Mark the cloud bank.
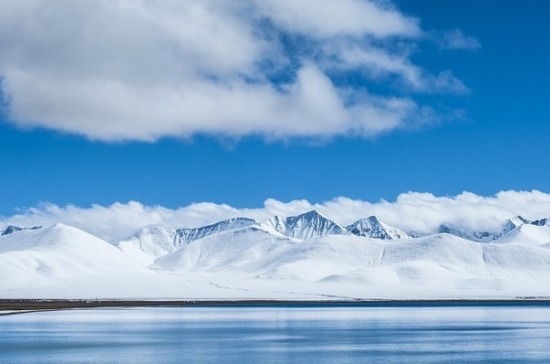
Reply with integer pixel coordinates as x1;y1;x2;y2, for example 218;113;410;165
2;191;549;242
0;0;474;141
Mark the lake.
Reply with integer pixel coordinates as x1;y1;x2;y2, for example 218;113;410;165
1;303;549;363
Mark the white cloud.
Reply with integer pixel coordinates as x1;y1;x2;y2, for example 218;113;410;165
440;29;481;51
332;46;469;94
0;0;473;141
2;191;550;242
2;201;244;243
253;0;420;38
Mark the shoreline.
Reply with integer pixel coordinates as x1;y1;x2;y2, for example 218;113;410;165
2;297;550;313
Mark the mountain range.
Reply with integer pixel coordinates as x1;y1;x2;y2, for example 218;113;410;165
1;210;550;300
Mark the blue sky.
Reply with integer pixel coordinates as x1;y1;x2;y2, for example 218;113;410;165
0;0;549;216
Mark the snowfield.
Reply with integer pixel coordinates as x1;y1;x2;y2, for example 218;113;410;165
1;210;549;300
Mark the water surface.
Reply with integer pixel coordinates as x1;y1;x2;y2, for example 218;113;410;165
1;303;549;363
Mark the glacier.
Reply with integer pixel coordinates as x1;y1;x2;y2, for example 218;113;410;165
1;211;550;300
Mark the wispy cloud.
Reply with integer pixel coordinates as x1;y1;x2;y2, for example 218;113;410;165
439;29;481;51
0;0;473;141
2;191;549;242
332;46;469;94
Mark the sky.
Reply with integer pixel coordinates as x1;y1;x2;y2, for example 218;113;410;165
1;0;549;223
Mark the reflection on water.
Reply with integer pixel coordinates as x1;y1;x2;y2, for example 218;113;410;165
1;304;550;363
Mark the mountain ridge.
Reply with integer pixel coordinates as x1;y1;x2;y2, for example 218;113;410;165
2;214;550;299
264;210;347;240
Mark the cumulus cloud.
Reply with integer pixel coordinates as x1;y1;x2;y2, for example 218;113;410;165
2;191;550;242
0;0;472;141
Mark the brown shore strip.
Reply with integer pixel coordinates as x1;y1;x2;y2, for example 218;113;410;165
1;298;550;312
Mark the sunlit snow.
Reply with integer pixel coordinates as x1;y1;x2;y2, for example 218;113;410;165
1;211;549;300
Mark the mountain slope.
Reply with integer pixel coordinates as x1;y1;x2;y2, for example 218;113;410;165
437;224;502;242
494;223;550;246
502;216;530;235
116;225;183;266
154;230;550;295
0;224;136;279
153;224;296;272
176;217;257;244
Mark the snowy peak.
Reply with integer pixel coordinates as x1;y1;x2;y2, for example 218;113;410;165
437;224;501;243
1;223;120;253
133;225;176;238
130;225;181;249
264;215;286;234
265;210;346;240
117;218;261;266
116;225;183;266
176;217;258;244
1;225;41;236
1;225;23;236
502;216;530;235
437;216;531;243
531;218;550;227
346;216;409;240
0;223;136;278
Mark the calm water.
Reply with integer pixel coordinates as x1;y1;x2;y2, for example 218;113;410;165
1;303;550;363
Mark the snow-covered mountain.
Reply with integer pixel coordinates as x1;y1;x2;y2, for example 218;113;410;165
530;218;550;227
117;218;260;265
176;217;257;244
346;216;409;240
437;224;501;242
264;210;347;240
502;216;530;235
437;216;532;242
495;222;550;246
2;211;550;300
153;224;295;272
0;223;136;281
116;225;182;266
1;225;41;236
152;227;550;297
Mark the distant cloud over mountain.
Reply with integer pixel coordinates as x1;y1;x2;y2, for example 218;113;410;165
1;190;549;242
